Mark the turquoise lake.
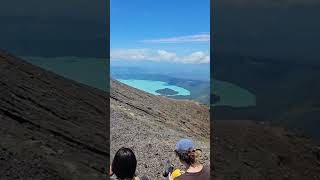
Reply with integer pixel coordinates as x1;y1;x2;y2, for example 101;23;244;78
23;56;255;107
118;79;191;96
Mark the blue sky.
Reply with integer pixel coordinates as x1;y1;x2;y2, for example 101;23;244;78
110;0;210;64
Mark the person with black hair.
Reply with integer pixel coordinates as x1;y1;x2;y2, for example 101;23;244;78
110;147;149;180
169;139;210;180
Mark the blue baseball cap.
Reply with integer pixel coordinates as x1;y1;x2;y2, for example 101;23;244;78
175;139;195;153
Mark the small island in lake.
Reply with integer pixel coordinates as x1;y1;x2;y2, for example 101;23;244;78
156;88;179;96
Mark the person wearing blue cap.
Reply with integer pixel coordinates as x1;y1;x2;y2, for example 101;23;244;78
169;139;210;180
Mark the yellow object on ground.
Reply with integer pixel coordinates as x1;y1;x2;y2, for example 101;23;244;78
171;169;183;179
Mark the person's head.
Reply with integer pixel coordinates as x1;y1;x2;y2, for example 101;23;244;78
174;139;202;166
112;147;137;179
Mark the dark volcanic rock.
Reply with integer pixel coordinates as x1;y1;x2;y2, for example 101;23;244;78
155;88;179;96
212;120;320;180
0;51;108;180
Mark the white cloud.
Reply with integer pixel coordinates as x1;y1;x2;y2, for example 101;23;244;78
157;50;178;61
110;49;150;60
111;48;210;64
183;51;210;64
140;33;210;43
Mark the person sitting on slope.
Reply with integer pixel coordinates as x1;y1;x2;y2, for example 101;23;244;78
110;147;149;180
169;139;210;180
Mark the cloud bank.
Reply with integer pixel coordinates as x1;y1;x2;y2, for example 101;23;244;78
111;48;210;64
140;33;210;43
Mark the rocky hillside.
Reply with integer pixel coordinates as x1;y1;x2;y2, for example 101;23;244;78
0;51;108;180
212;120;320;180
110;80;210;179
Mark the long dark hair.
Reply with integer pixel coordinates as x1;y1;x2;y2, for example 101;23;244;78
112;147;137;179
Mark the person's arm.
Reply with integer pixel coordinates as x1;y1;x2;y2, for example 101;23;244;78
168;172;174;180
163;174;179;180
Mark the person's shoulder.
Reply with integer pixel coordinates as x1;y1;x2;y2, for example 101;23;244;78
174;174;186;180
175;165;210;180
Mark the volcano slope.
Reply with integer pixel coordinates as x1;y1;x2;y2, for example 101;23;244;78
212;120;320;180
110;80;210;179
0;51;108;180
